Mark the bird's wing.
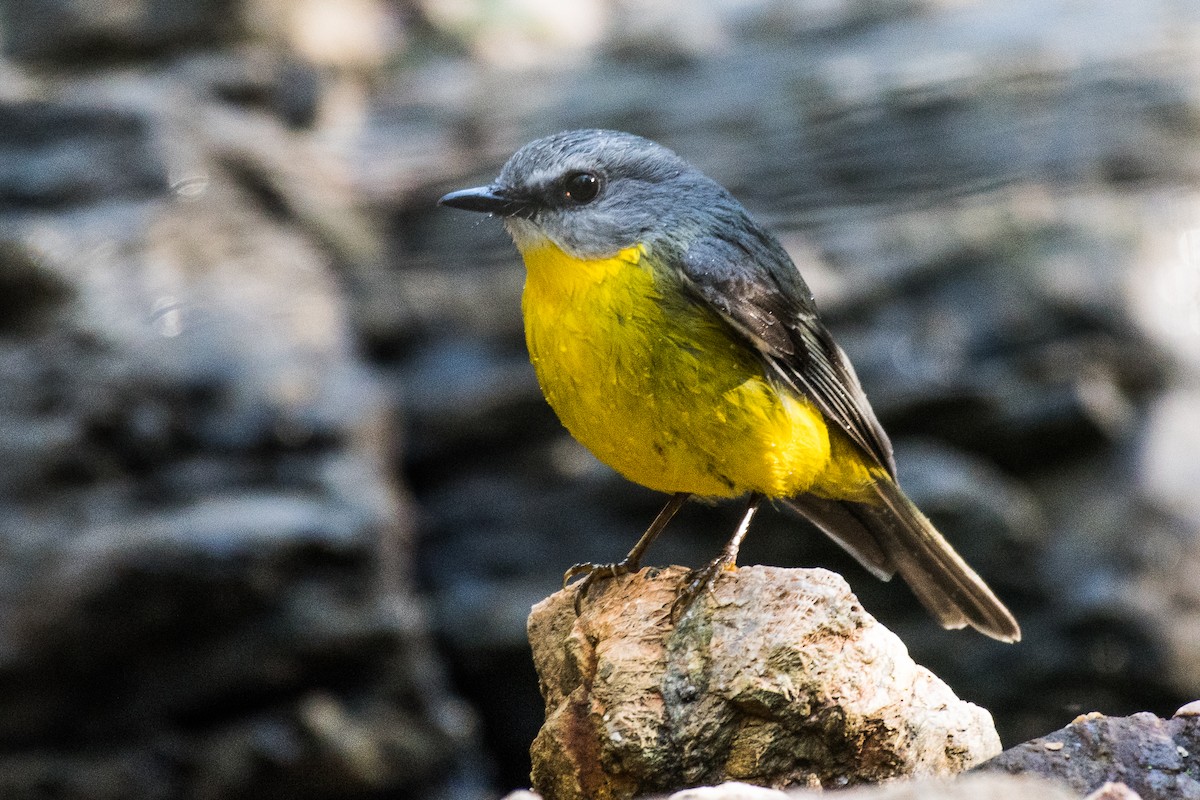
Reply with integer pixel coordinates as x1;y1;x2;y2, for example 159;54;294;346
676;229;897;477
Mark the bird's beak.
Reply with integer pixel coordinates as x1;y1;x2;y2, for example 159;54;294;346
438;184;531;217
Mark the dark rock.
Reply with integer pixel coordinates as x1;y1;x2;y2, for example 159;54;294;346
0;68;478;799
175;52;325;130
0;239;74;332
1;0;245;63
979;710;1200;799
0;101;167;209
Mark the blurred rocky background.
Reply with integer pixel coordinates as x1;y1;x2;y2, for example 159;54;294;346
0;0;1197;797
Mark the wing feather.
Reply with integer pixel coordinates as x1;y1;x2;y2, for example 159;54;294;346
676;228;896;476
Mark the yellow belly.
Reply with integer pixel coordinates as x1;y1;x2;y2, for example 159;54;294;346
519;240;880;501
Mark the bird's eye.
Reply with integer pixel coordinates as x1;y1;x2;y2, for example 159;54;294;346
562;171;602;205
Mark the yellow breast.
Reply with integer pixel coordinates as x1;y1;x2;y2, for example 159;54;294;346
518;240;879;501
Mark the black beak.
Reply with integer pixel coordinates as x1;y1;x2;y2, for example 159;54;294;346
438;185;531;217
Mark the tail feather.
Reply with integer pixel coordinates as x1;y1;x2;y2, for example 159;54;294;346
784;480;1021;643
780;494;894;581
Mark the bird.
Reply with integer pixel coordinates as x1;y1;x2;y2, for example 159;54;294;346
439;129;1020;642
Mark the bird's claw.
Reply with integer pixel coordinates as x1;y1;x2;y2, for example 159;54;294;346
563;559;639;613
670;556;734;621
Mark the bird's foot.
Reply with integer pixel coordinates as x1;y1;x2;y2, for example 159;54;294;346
670;554;737;621
563;559;641;613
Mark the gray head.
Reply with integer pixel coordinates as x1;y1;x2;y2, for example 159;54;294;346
439;129;742;259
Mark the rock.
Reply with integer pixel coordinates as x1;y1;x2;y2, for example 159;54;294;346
505;774;1085;800
417;0;608;70
668;781;790;799
174;51;325;131
1085;783;1144;800
535;772;1096;800
527;566;1001;799
0;101;167;209
0;0;246;63
979;710;1200;800
0;64;478;799
779;774;1081;799
1137;386;1200;529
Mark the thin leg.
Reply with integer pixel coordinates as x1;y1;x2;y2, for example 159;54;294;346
564;492;690;610
671;493;763;620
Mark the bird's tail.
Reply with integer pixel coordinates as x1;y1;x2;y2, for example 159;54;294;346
782;478;1021;643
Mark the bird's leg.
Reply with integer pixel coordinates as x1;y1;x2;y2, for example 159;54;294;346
671;492;763;620
564;492;690;611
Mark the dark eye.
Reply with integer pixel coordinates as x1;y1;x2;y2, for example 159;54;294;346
562;171;602;205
